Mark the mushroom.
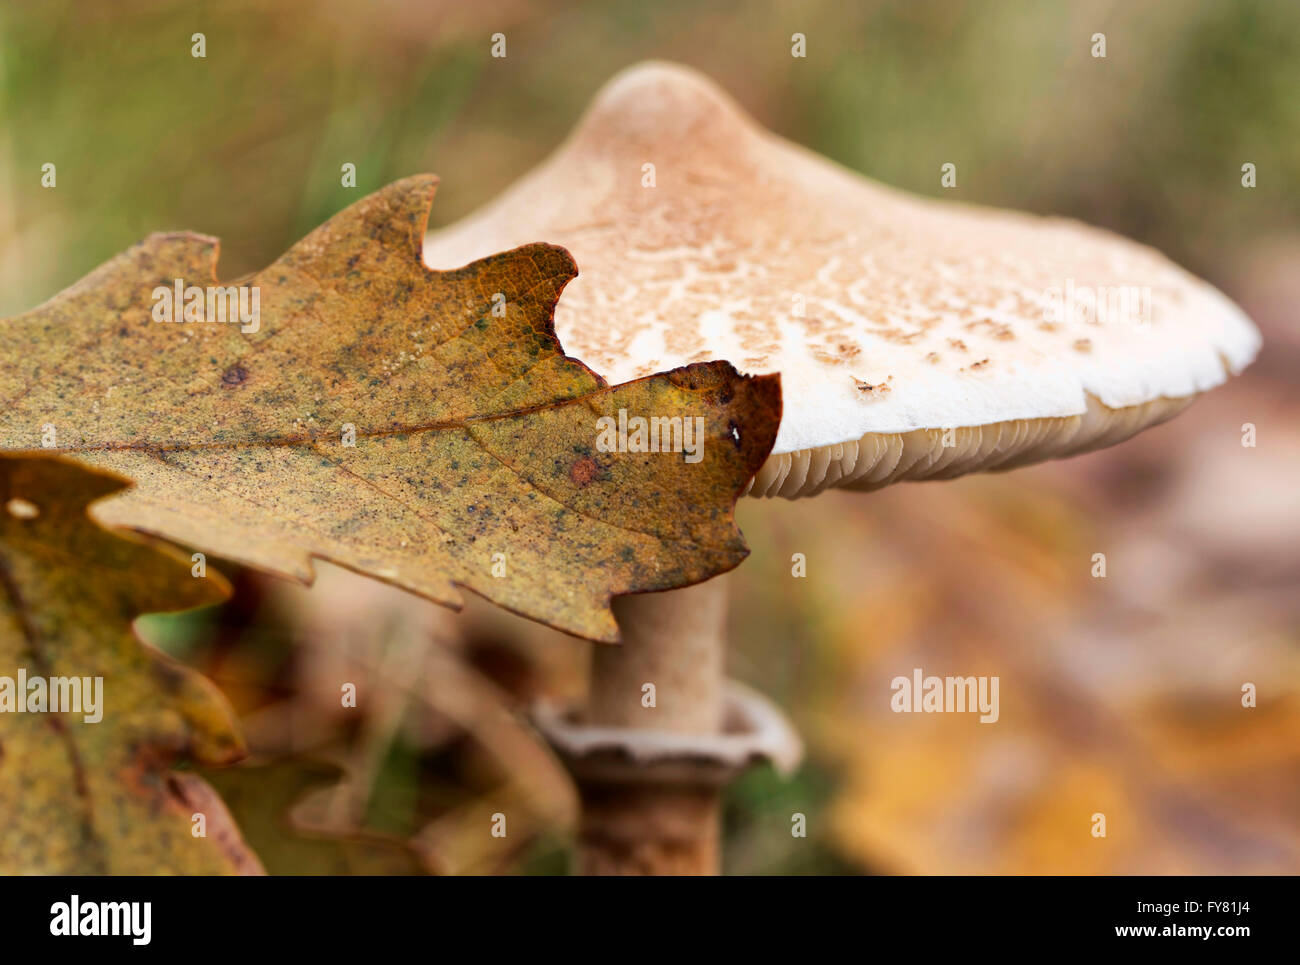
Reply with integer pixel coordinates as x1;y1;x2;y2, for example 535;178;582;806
424;62;1261;874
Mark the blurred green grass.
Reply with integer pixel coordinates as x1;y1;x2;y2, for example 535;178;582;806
3;0;1297;317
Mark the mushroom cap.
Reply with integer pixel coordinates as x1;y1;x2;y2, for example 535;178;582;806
425;62;1261;498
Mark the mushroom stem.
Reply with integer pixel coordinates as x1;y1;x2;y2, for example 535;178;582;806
579;574;730;874
593;576;728;733
575;782;722;876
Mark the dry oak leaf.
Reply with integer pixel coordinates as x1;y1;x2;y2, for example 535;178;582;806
0;176;782;642
0;456;260;874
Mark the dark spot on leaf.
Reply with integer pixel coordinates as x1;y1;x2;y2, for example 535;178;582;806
569;455;600;487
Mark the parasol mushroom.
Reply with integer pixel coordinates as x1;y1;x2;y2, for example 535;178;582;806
424;61;1262;875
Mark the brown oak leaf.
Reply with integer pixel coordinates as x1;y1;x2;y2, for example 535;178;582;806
0;176;781;641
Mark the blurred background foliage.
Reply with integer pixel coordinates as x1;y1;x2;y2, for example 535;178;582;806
3;0;1297;873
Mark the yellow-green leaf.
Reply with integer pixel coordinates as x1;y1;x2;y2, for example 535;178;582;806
200;759;428;876
0;455;257;874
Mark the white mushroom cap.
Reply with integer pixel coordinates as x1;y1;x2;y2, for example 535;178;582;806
425;61;1261;498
